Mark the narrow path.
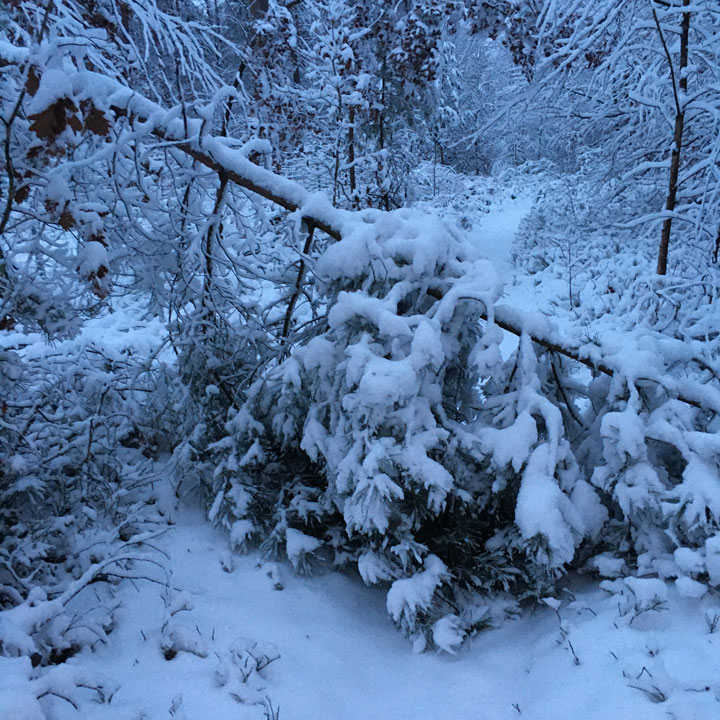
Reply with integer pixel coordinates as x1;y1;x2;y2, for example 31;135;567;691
469;192;535;357
472;193;534;280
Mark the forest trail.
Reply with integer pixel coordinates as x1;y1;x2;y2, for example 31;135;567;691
472;192;534;280
468;191;539;356
6;2;720;717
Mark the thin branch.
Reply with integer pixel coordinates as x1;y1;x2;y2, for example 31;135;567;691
651;1;682;116
281;224;315;354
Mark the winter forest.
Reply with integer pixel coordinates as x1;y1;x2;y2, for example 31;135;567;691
2;0;720;717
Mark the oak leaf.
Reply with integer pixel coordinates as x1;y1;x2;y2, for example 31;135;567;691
59;210;75;230
26;66;40;96
14;184;30;204
28;98;80;141
84;107;111;136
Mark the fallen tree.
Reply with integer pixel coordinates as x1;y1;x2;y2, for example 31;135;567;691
5;46;720;650
22;66;720;415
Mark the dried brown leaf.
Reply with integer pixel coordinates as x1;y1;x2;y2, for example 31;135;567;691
28;102;66;140
67;113;82;133
14;184;30;204
28;98;80;140
26;66;40;96
59;210;75;230
84;107;111;136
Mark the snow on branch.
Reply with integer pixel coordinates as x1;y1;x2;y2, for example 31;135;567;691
35;68;347;241
24;62;720;415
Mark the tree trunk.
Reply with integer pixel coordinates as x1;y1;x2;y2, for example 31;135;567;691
348;105;357;204
249;0;268;18
379;69;389;211
656;0;691;276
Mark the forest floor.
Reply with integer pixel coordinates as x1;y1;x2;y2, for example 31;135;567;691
54;495;720;720
27;191;720;720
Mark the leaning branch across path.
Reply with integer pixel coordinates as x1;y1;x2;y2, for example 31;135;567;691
42;71;720;415
489;305;711;412
71;70;345;241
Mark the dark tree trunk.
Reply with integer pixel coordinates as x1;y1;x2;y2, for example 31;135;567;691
657;0;691;276
249;0;268;18
348;105;357;203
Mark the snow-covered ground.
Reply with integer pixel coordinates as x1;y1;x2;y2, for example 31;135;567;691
35;500;720;720
6;194;720;720
471;191;536;359
472;192;534;279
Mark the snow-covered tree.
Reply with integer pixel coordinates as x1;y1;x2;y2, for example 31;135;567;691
0;0;242;665
525;0;720;275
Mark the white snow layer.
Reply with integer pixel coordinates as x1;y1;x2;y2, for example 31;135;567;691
25;506;720;720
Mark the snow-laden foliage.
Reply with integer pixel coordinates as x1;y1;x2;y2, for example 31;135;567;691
0;326;173;707
512;165;720;592
205;204;611;643
0;0;225;687
525;0;720;274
